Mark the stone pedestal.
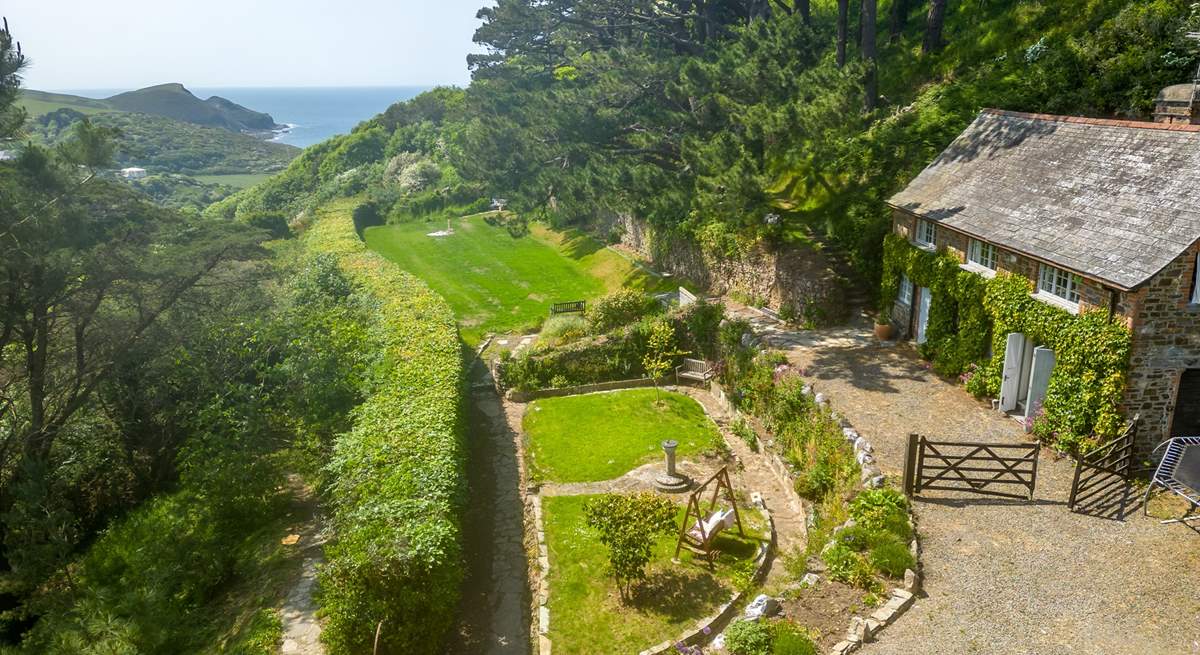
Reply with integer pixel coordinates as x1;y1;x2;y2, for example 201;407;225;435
654;439;691;493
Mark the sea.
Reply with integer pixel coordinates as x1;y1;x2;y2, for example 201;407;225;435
51;86;433;148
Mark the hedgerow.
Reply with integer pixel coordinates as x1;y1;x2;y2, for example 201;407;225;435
881;234;1132;451
302;202;466;654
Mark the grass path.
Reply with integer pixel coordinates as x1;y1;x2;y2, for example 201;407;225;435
363;213;669;343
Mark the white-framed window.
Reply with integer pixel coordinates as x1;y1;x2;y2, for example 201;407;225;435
1038;264;1081;306
967;239;997;270
1191;252;1200;305
914;219;936;247
899;275;914;306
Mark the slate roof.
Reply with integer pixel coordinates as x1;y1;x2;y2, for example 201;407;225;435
888;109;1200;290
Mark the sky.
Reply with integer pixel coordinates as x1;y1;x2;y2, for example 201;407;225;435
4;0;488;90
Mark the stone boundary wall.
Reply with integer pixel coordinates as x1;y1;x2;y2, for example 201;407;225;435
594;211;850;324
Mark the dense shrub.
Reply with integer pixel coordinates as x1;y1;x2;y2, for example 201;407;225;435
868;540;916;578
772;622;818;655
822;543;878;591
848;489;908;532
586;289;655;333
498;325;651;391
675;299;725;360
539;314;589;346
725;620;774;655
303;203;467;655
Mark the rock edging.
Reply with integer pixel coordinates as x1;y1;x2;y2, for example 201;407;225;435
531;493;552;655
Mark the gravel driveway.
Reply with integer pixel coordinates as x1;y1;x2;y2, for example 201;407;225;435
728;304;1200;655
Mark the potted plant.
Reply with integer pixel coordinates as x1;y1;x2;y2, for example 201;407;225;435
873;315;893;340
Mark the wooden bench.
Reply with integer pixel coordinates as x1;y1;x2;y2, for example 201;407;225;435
549;300;586;316
675;358;714;385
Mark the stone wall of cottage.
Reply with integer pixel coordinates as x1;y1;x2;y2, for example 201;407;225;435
595;211;850;324
889;211;1139;331
1124;241;1200;457
890;211;1200;456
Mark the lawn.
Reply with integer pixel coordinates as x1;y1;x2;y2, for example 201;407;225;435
524;389;723;484
363;212;669;343
543;494;767;655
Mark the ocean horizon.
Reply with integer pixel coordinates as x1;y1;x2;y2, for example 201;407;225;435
50;86;436;148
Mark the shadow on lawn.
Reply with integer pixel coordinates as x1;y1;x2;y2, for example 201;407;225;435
555;229;606;260
629;569;725;622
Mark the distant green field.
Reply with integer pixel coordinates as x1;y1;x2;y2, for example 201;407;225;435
364;212;666;342
18;90;111;117
194;173;274;189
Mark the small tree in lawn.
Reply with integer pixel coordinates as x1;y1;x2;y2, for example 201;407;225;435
583;492;677;602
642;318;686;404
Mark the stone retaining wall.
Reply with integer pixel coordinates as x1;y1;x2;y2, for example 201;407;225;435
505;377;660;403
594;211;849;325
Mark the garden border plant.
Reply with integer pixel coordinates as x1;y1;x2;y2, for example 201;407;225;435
881;233;1132;451
302;201;468;655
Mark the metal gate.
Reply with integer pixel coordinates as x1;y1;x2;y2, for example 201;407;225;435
903;434;1039;500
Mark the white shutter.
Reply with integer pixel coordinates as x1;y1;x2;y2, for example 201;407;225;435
1193;253;1200;305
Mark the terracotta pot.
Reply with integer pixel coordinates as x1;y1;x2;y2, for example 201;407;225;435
873;322;893;340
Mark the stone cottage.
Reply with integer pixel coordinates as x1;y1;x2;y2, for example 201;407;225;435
884;90;1200;454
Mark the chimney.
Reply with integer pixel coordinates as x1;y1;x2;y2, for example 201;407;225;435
1154;82;1200;125
1157;34;1200;124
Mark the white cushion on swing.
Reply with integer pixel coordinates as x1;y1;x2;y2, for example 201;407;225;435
690;508;733;541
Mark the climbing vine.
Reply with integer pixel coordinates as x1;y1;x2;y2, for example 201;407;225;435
881;234;1132;451
881;234;991;377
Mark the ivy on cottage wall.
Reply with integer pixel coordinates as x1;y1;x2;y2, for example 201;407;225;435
881;234;1132;451
881;234;991;377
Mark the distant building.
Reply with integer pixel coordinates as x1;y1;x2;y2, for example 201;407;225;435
491;198;508;212
120;167;148;180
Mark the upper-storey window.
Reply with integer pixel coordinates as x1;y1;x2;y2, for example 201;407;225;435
1038;263;1081;307
967;239;997;271
914;219;936;248
1191;252;1200;305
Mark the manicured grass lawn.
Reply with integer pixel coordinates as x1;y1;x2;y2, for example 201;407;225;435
364;213;664;342
524;389;722;484
194;172;275;189
543;494;767;655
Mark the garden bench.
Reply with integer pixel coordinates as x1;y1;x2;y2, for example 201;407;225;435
549;300;586;316
1143;436;1200;524
675;358;714;385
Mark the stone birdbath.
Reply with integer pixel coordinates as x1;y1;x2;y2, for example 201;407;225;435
654;439;691;493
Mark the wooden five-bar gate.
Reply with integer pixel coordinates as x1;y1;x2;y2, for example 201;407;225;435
1067;418;1138;518
903;434;1040;500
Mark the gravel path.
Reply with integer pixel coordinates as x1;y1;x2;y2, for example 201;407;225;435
727;303;1200;655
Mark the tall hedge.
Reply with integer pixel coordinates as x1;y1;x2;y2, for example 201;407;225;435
302;202;467;654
